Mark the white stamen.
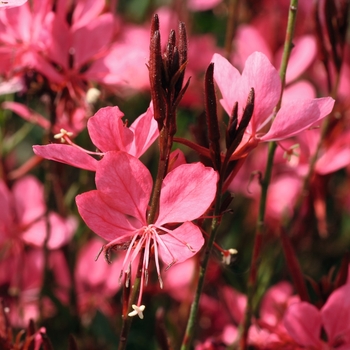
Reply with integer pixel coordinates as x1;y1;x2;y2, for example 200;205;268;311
54;128;73;143
128;304;145;319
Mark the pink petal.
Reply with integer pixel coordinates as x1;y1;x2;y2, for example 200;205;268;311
232;25;273;69
76;190;139;242
162;258;196;301
31;52;65;84
282;81;316;103
316;147;350;175
87;106;133;153
128;105;159;158
2;102;50;129
316;133;350;175
157;222;204;266
222;325;239;346
12;176;45;226
72;0;105;30
72;13;113;69
260;281;294;326
212;52;281;134
240;52;281;132
261;97;335;141
75;238;123;295
95;152;152;223
212;53;241;116
76;238;110;289
157;162;218;225
47;15;71;70
22;213;76;249
222;286;247;323
280;35;317;84
1;2;31;41
47;214;76;249
321;282;350;346
31;0;51;43
33;144;98;171
168;149;187;171
266;175;302;221
283;302;322;347
88;34;149;88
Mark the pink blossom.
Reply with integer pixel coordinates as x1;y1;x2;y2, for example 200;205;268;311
0;0;131;133
90;24;150;93
0;175;76;249
212;52;335;159
76;151;218;315
284;274;350;349
0;0;52;76
163;255;221;303
233;25;317;85
33;104;158;171
292;128;350;176
42;1;115;86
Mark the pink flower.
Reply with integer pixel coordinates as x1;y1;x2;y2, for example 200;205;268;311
0;0;52;76
284;274;350;349
0;176;75;326
42;0;115;86
232;25;317;85
75;151;218;316
212;52;335;159
0;175;76;249
90;24;151;93
33;104;158;171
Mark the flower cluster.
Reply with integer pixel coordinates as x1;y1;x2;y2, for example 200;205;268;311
1;1;350;349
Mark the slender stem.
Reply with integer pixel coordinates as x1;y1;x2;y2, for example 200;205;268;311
147;126;172;225
238;2;298;349
181;178;223;350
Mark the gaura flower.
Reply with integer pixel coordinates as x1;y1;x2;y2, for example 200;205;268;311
284;272;350;349
75;151;218;317
33;104;158;171
0;175;76;249
212;52;335;159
